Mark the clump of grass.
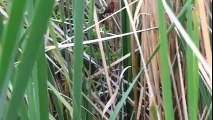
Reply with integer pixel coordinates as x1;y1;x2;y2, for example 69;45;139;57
0;0;211;119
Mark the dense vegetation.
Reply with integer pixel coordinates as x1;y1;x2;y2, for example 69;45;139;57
0;0;212;119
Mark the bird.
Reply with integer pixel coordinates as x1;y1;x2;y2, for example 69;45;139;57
103;0;115;15
95;0;115;20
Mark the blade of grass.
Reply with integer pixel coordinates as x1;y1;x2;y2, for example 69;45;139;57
0;14;3;41
87;0;94;119
72;0;85;119
185;1;195;120
121;0;131;82
5;0;54;119
0;14;2;56
157;0;175;119
25;0;34;23
37;42;48;120
121;1;132;117
19;101;29;120
0;0;27;116
186;3;200;119
26;68;40;120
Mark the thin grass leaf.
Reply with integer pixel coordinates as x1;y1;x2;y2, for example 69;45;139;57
26;68;40;120
157;0;175;120
87;1;95;119
186;4;200;120
0;14;3;41
186;1;196;120
37;43;48;120
72;0;85;119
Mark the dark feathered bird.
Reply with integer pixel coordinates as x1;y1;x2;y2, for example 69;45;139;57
103;0;115;15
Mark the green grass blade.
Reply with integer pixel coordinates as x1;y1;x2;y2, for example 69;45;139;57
72;0;85;119
0;14;3;42
121;1;132;118
19;101;29;120
185;2;194;120
0;0;211;119
157;0;175;120
0;0;27;114
5;0;54;119
87;0;94;119
25;0;34;23
186;2;199;119
121;1;131;81
37;43;48;120
26;68;40;120
150;102;158;120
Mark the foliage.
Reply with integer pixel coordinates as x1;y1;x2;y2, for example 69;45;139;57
0;0;212;119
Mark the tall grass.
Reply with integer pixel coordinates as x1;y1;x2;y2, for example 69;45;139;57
0;0;212;119
72;0;85;119
157;0;174;119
